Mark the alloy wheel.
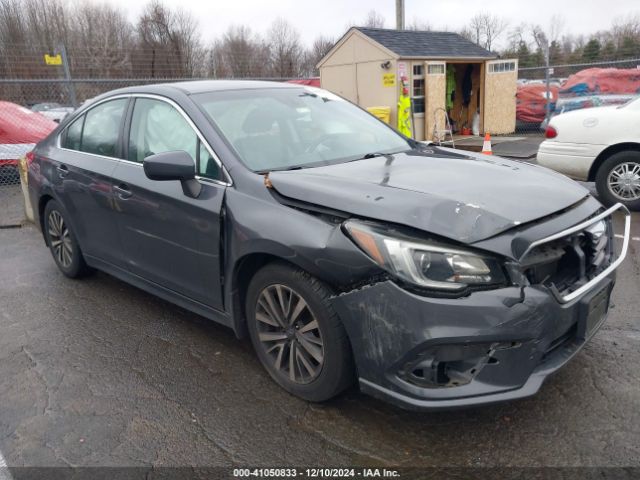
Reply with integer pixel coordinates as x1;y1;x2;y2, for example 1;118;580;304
607;162;640;201
48;210;73;268
255;284;324;384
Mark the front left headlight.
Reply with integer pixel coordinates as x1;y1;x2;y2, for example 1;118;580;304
343;220;507;291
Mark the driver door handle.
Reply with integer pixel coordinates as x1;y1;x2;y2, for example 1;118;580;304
114;183;133;200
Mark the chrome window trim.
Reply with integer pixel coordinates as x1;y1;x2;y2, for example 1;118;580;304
519;202;631;304
56;93;233;187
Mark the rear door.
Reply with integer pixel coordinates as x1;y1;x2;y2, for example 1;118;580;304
111;96;228;310
53;97;129;266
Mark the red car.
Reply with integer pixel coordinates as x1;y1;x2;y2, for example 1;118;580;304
286;78;321;87
0;101;57;183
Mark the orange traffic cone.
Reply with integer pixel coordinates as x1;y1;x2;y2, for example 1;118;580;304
482;132;492;155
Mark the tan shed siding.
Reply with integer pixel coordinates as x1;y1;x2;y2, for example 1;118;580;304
320;64;357;102
356;60;398;127
322;36;356;67
483;59;518;134
321;31;394;67
352;34;395;63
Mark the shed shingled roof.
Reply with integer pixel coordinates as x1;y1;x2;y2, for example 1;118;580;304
355;27;496;59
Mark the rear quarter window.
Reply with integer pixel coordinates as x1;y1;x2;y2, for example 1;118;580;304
62;115;84;150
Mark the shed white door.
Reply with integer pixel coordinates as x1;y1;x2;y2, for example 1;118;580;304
424;61;447;142
484;59;518;135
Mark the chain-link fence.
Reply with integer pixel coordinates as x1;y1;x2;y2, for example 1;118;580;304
1;54;640;176
0;161;20;186
515;56;640;134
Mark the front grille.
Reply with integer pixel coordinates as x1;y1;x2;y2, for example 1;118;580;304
522;217;613;297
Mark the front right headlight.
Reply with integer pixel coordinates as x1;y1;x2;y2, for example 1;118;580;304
343;220;507;291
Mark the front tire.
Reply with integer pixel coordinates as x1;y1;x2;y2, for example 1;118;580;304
595;151;640;210
43;200;91;278
245;262;354;402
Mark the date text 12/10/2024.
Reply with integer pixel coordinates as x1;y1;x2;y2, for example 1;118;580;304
233;468;401;478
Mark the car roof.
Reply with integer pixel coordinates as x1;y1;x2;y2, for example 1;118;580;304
107;80;301;97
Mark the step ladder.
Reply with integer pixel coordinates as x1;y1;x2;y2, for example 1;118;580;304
431;108;455;148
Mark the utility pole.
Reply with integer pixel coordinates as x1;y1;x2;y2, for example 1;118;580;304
58;43;78;108
544;40;551;125
396;0;405;30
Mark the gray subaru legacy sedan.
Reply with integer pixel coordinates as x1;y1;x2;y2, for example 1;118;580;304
28;81;631;410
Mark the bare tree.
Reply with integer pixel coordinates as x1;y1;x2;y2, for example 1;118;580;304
267;18;303;78
469;15;483;46
549;15;566;44
70;3;134;77
135;0;203;77
468;12;508;51
301;35;334;76
0;0;71;81
406;19;432;31
506;23;529;51
612;13;640;43
0;0;28;79
531;24;548;52
0;0;27;47
458;26;475;44
208;38;229;78
213;25;268;78
22;0;70;50
362;10;385;28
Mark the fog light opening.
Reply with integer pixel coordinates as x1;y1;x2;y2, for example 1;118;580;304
401;341;517;388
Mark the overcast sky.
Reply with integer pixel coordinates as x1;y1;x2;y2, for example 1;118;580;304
105;0;638;48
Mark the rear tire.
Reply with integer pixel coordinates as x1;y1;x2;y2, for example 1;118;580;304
43;200;91;278
595;151;640;211
245;262;354;402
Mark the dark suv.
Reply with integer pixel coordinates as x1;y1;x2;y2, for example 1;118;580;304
28;81;630;410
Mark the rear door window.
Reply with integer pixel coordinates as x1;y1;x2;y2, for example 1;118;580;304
80;98;128;157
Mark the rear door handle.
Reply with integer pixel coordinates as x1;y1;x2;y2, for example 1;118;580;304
114;184;133;200
56;164;69;178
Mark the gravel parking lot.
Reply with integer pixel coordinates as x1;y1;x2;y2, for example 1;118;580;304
0;188;639;474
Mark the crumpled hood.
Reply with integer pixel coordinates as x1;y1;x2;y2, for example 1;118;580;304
269;148;589;244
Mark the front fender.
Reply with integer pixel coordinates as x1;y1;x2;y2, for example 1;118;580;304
222;187;382;337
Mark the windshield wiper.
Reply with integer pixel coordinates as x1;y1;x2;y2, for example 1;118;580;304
353;152;395;162
257;165;305;174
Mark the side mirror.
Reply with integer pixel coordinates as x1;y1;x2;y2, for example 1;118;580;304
143;151;201;198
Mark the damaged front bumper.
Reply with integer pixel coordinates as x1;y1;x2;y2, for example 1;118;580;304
331;274;615;410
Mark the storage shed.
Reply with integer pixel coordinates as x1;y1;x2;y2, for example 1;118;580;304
317;27;519;141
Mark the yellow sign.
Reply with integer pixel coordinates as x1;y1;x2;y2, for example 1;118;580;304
44;54;62;66
382;73;396;87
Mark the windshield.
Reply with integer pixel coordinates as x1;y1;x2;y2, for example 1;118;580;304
193;87;412;172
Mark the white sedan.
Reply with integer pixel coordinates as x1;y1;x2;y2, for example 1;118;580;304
537;97;640;210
